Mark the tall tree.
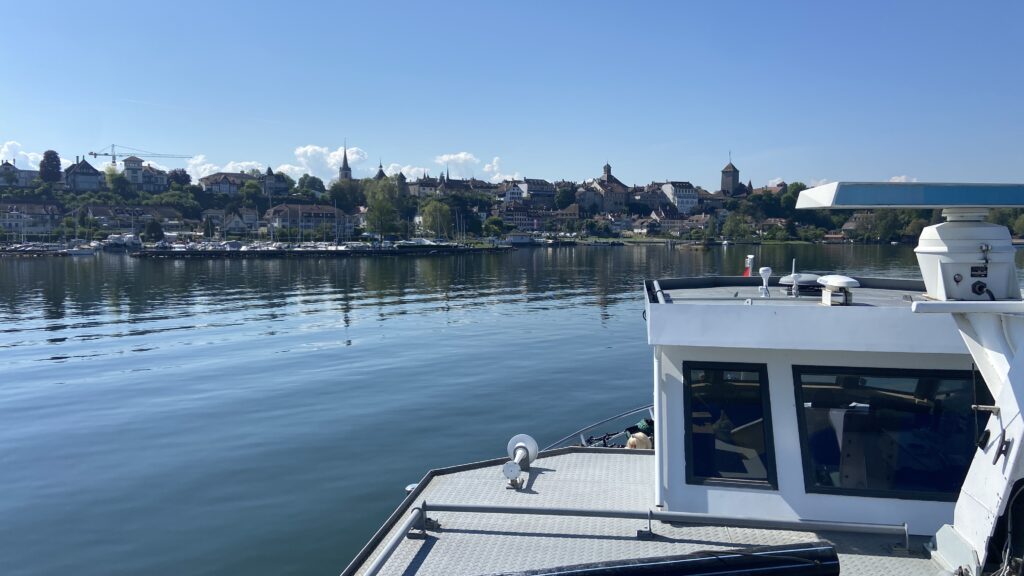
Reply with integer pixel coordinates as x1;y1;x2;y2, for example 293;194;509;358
421;199;452;238
238;181;265;208
105;166;135;201
555;186;575;209
39;150;62;183
483;216;506;237
328;180;365;213
167;168;191;187
143;219;164;242
297;174;326;194
364;178;400;237
275;171;296;192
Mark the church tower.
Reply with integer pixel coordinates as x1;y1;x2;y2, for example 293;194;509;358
602;162;612;181
339;146;352;182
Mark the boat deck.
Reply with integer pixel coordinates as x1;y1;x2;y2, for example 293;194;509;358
344;449;947;576
651;276;928;308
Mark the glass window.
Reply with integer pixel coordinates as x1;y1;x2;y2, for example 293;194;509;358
683;362;776;487
793;366;989;500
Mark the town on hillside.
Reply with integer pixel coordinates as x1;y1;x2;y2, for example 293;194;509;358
4;149;1020;244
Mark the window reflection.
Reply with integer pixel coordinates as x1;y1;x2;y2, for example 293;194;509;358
684;363;775;486
794;367;988;500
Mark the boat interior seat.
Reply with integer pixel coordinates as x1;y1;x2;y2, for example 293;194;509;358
839;410;897;490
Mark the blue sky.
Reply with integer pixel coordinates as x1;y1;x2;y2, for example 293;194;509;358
2;1;1021;190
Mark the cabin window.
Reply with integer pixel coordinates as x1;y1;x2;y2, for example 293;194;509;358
793;366;989;501
683;362;777;488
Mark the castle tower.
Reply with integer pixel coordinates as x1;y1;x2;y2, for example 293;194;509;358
602;162;612;181
721;161;739;194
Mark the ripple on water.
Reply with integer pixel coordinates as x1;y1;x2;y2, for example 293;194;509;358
0;246;971;576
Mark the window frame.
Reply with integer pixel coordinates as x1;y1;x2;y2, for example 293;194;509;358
792;364;977;502
682;361;778;490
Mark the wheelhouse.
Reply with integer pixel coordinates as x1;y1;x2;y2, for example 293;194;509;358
645;275;987;535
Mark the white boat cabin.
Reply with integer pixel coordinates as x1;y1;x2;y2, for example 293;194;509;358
646;182;1024;575
645;275;979;534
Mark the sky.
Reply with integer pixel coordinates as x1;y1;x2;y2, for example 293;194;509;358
1;1;1022;191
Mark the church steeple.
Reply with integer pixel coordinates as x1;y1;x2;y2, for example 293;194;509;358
374;160;387;180
339;142;352;181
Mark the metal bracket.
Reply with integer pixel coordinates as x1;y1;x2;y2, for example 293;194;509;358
993;431;1013;465
636;510;655;540
408;505;442;539
972;404;1000;417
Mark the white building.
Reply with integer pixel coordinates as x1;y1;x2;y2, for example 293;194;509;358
122;156;169;193
662;181;698;214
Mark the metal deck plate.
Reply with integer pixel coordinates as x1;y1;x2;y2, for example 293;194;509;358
349;450;947;576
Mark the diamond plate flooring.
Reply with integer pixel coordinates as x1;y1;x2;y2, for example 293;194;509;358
348;450;947;576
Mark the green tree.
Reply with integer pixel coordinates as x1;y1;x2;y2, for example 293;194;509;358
872;210;901;242
420;199;452;238
786;182;808;196
238;180;266;208
145;190;202;219
39;150;62;183
1013;215;1024;238
555;186;575;209
364;178;400;237
297;174;326;195
276;171;296;193
105;166;135;201
167;168;191;188
328;179;365;213
203;217;215;238
721;213;750;239
904;218;929;238
142;219;164;242
483;216;505;237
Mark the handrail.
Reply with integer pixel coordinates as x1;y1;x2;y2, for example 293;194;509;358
542;404;654;450
361;506;422;576
425;503;910;551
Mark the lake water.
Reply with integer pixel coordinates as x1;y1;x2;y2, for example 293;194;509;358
0;244;976;575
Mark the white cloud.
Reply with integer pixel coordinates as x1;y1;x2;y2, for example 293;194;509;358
482;156;521;183
186;155;221;179
0;140;72;169
222;160;264;173
434;152;479;166
888;175;918;183
288;144;368;182
275;163;306;180
185;144;375;183
0;140;21;161
767;177;785;187
384;163;429;179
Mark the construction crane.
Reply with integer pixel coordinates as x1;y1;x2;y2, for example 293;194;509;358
88;144;192;167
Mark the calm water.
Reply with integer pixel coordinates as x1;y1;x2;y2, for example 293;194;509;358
0;244;960;575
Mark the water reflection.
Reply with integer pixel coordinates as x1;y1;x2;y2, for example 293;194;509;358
0;244;936;327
